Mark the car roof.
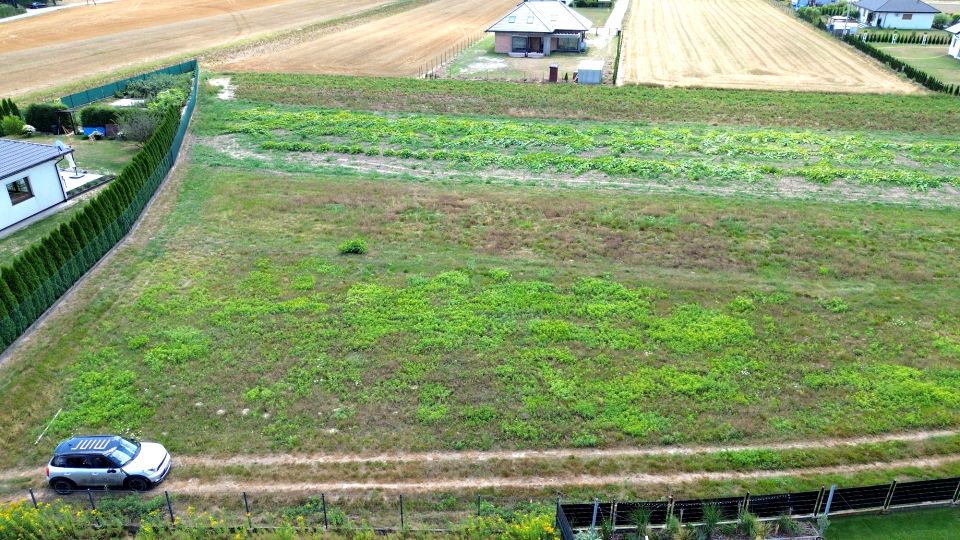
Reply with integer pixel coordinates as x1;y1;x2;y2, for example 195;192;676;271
54;436;124;455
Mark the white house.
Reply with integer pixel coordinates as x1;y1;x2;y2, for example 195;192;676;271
0;139;72;233
487;0;593;57
852;0;939;29
948;22;960;60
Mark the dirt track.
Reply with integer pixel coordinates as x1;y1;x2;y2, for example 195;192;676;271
618;0;920;93
221;0;517;77
0;0;390;97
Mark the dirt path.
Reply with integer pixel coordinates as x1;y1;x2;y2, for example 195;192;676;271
1;429;955;483
618;0;919;93
0;0;391;97
221;0;517;77
164;456;960;493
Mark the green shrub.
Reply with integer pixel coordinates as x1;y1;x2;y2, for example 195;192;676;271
147;88;186;116
117;108;158;143
0;5;26;19
121;73;191;99
0;115;24;137
818;296;849;313
24;102;72;133
79;105;120;127
337;238;368;255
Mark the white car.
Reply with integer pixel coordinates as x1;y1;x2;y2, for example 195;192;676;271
46;435;171;494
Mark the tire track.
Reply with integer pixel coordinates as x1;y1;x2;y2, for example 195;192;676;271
164;456;960;494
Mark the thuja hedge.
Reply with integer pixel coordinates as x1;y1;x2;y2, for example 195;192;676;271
863;32;951;45
844;35;960;95
0;105;182;350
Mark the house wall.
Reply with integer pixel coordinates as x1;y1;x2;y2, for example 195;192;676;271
949;34;960;59
860;9;935;29
494;32;511;53
0;161;66;232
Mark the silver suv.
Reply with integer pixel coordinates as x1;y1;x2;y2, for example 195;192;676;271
46;435;171;494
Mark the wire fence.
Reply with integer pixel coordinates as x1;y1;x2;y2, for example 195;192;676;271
21;487;552;534
420;32;485;79
556;476;960;538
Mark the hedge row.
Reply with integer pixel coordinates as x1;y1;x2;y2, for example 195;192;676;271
844;35;960;95
0;105;182;350
79;105;120;127
862;32;951;45
0;98;20;119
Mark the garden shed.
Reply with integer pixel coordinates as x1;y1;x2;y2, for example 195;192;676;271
948;22;960;60
0;139;72;233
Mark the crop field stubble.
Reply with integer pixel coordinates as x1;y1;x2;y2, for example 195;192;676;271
219;0;520;77
0;0;392;97
618;0;920;93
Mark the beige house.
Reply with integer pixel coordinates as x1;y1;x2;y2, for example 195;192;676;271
486;0;593;57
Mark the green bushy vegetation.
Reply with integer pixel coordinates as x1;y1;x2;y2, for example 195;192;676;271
228;72;960;135
213;103;958;191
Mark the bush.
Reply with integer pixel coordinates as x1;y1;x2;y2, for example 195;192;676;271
147;88;186;116
79;105;120;127
338;238;368;255
21;124;36;137
24;102;72;133
0;5;26;19
121;73;191;99
934;13;960;29
0;115;24;137
117;108;158;143
0;98;20;118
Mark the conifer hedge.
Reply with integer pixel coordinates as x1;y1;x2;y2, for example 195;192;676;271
0;100;189;350
844;35;958;95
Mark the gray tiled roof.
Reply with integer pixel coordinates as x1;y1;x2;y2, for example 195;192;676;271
0;138;71;179
487;1;592;34
852;0;939;13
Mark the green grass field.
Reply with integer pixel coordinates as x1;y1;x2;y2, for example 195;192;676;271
827;507;960;539
875;44;960;86
1;81;958;473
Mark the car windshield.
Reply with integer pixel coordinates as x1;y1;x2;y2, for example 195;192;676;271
110;438;140;466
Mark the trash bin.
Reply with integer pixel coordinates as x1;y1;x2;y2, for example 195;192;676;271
548;64;559;83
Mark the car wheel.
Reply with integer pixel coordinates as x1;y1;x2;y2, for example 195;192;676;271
126;476;151;492
50;478;75;495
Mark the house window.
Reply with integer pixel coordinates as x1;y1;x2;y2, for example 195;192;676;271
512;35;527;52
527;16;534;24
6;177;33;206
508;15;516;23
902;13;913;20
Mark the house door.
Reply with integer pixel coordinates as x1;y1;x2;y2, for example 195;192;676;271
528;36;543;53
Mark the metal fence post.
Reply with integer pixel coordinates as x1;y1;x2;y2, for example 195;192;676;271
165;491;175;525
87;489;96;510
813;486;826;517
882;480;898;512
399;493;405;530
322;493;329;530
28;489;37;509
819;484;836;537
953;479;960;504
477;494;482;516
590;498;599;534
667;496;674;521
611;501;618;531
243;492;252;529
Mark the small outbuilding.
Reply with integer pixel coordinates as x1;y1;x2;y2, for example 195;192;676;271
947;22;960;60
0;139;73;233
487;0;593;57
852;0;939;30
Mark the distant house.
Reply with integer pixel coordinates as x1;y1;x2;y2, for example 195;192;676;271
486;0;593;57
0;139;72;233
852;0;939;29
948;22;960;60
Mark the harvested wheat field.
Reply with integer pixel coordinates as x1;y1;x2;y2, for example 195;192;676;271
618;0;919;93
221;0;518;77
0;0;391;97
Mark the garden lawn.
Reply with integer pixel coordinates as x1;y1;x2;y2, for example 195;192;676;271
827;507;960;539
874;44;960;86
26;134;140;176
